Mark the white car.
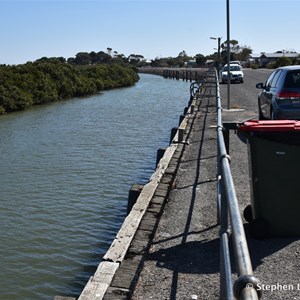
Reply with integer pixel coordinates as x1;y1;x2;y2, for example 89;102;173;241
229;60;241;66
221;64;244;83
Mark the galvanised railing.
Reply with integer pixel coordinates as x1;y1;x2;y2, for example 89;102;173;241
214;69;261;300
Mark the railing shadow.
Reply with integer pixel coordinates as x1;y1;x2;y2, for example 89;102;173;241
146;76;219;299
148;238;220;274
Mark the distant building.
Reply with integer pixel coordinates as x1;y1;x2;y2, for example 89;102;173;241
205;59;215;67
250;52;299;67
185;59;198;68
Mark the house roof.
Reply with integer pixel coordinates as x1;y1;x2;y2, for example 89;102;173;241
251;54;261;59
251;52;299;59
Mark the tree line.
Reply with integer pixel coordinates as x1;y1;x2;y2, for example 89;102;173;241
0;59;139;114
65;45;253;69
0;43;250;115
67;48;147;67
2;42;297;114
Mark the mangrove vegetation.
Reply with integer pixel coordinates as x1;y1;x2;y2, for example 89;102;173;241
0;58;139;114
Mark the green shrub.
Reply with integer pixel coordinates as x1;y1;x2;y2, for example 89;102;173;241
266;62;277;69
250;64;259;69
276;56;292;67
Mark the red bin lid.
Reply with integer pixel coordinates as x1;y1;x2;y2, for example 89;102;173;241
238;120;300;132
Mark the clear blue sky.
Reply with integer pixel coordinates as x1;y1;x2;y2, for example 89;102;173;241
0;0;299;65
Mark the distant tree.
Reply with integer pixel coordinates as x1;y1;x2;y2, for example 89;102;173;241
166;58;177;67
276;56;292;67
221;39;239;52
237;46;253;61
294;54;300;65
150;57;169;67
221;51;237;65
178;50;187;57
194;54;206;66
90;51;99;64
67;57;75;64
220;40;252;64
73;52;91;65
112;54;126;65
35;57;66;64
97;51;112;63
107;47;112;56
128;54;146;66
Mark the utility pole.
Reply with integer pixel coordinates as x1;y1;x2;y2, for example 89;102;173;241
226;0;231;110
217;37;221;78
210;36;222;79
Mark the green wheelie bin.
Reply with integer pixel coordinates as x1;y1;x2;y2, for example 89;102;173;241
237;120;300;238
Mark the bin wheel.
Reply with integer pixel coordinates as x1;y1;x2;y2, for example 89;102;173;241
243;205;253;222
249;218;270;239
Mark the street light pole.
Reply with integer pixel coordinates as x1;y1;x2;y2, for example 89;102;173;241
217;37;221;76
210;36;222;78
226;0;231;110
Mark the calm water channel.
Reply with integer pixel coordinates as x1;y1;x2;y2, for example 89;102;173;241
0;73;190;299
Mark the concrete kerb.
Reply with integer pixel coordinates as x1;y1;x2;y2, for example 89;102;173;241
77;95;200;300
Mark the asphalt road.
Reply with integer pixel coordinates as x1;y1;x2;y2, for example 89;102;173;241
220;68;273;113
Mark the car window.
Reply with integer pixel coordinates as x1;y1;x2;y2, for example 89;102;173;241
270;70;282;88
265;71;276;87
284;70;300;88
230;66;241;71
223;65;241;72
265;70;278;88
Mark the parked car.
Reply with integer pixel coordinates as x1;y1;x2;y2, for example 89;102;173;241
224;60;241;66
221;64;244;83
230;60;241;66
256;65;300;120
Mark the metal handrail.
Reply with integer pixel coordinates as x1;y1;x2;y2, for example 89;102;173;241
190;78;206;98
214;68;261;299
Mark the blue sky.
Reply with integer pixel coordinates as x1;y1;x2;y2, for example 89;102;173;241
0;0;299;65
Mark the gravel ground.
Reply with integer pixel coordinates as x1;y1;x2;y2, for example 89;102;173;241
132;84;221;300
